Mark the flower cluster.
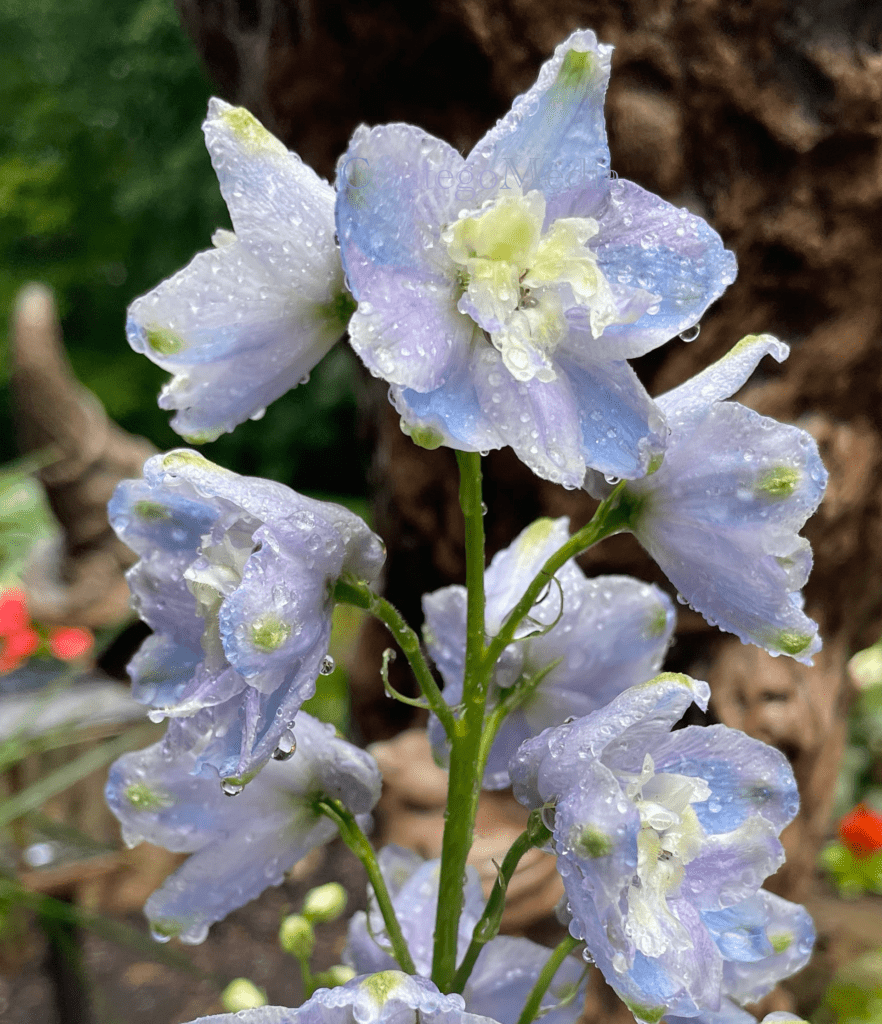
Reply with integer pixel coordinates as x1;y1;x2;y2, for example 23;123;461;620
126;99;353;443
109;448;384;784
334;32;735;488
510;674;814;1022
110;22;828;1024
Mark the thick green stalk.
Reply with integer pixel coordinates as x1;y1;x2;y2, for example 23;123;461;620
316;798;416;974
515;935;582;1024
485;482;636;667
432;451;489;990
450;813;552;994
333;578;456;739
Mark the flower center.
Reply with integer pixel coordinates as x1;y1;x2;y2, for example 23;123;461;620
443;190;617;383
622;754;711;959
184;516;260;668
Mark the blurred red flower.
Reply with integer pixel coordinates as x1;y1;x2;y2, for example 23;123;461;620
49;626;94;661
839;804;882;856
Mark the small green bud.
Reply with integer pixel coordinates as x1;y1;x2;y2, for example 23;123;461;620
302;882;347;923
313;965;357;989
221;978;267;1011
279;914;315;959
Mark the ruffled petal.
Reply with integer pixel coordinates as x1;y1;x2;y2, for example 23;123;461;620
390;348;503;454
145;811;329;944
721;892;815;1005
467;31;613;223
204;99;338;281
588;179;737;358
652;724;800;835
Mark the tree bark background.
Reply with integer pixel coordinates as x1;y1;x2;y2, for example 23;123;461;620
175;1;882;1018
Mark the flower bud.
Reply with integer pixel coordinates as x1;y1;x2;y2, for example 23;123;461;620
221;978;266;1011
279;913;315;959
303;882;347;923
313;964;357;989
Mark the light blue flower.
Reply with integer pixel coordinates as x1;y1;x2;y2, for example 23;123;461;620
335;30;735;488
179;972;503;1024
509;674;807;1022
108;449;384;783
425;517;675;788
105;712;381;945
344;846;587;1024
588;334;827;663
126;98;353;442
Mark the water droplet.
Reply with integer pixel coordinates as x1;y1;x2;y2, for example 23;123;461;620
320;655;336;676
222;779;245;796
679;323;701;342
272;728;297;761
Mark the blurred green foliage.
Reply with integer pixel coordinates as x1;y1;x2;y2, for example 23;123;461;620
0;0;366;494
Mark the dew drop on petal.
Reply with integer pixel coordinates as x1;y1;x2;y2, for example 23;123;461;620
272;728;297;761
320;655;336;676
221;779;245;796
679;323;701;342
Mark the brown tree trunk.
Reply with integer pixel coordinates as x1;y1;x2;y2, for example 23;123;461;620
175;1;882;1017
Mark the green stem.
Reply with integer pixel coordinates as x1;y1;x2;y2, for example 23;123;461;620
334;578;456;739
450;813;552;994
432;451;489;991
485;482;635;668
515;935;581;1024
315;798;416;975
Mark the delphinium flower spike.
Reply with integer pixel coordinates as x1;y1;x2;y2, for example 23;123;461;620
126;99;354;442
106;712;381;945
509;673;813;1022
587;334;827;663
109;449;384;784
424;517;675;787
335;30;736;487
